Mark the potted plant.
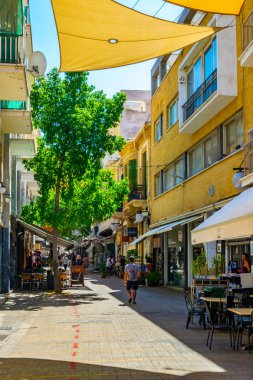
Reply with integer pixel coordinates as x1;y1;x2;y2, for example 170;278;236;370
192;251;208;278
147;271;161;286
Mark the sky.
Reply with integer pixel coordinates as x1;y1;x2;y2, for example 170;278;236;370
29;0;182;97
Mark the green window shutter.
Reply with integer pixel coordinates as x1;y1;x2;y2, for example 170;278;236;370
124;164;128;179
129;159;137;186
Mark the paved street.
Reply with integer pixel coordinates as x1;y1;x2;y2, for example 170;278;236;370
0;274;253;380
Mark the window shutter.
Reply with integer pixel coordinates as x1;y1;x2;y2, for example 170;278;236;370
129;159;137;186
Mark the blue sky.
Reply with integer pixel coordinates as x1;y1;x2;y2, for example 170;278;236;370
29;0;182;97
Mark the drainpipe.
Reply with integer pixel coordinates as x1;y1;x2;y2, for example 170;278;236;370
2;134;10;293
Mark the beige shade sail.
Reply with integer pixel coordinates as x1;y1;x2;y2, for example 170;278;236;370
51;0;219;72
164;0;244;15
191;187;253;244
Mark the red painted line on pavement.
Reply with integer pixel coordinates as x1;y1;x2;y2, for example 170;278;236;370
67;297;81;380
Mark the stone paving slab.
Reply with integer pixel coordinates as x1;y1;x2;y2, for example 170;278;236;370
0;274;252;379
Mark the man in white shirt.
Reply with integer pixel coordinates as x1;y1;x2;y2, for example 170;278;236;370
124;256;139;304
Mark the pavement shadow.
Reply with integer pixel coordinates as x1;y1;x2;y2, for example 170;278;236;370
89;274;253;378
1;289;109;311
0;357;233;380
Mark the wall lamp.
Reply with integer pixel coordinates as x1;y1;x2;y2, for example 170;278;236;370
4;193;11;203
0;182;6;194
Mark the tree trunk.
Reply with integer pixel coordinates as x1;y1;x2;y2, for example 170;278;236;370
52;155;65;293
53;225;61;292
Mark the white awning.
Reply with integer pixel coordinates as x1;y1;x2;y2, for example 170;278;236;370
191;187;253;244
128;216;202;248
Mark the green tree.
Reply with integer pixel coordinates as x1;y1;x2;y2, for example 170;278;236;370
22;69;128;291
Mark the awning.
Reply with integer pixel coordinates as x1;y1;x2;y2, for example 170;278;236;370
17;220;74;249
164;1;244;16
191;187;253;244
128;215;202;248
52;0;218;72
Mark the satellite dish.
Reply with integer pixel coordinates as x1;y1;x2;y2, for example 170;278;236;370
28;51;47;78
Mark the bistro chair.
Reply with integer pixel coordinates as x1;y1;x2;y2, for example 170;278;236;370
33;273;44;290
204;300;234;350
21;274;32;290
59;272;68;289
184;291;206;329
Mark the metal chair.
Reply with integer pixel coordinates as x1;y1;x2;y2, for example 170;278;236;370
204;300;234;350
184;291;206;329
236;311;253;352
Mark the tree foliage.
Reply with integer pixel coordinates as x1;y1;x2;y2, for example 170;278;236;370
22;68;128;238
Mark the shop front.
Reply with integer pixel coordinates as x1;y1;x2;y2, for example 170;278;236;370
192;187;253;286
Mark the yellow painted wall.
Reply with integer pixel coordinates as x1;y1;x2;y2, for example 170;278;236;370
150;0;253;225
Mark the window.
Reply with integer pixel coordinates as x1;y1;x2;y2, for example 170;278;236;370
164;157;184;191
187;38;217;98
189;131;218;177
155;171;163;196
129;159;137;186
187;57;202;98
154;114;163;142
224;112;244;155
204;38;217;81
168;98;178;128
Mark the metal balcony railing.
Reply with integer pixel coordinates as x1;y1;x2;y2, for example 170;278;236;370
182;69;217;122
244;138;253;176
243;10;253;52
0;35;21;64
128;185;147;202
0;100;27;110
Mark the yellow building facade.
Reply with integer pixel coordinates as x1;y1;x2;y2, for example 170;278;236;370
146;1;253;288
114;122;151;263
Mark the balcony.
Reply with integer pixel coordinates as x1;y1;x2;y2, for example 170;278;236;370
0;99;32;134
178;15;237;134
128;185;147;202
240;138;253;187
0;35;28;101
0;100;27;110
182;70;217;122
240;10;253;67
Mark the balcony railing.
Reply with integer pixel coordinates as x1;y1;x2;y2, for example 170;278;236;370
182;69;217;122
0;100;27;110
0;35;21;64
243;10;253;52
128;185;147;202
244;138;253;176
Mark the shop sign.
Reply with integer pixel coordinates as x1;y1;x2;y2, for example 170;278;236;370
128;227;138;237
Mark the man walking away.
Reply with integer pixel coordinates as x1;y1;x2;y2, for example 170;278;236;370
124;256;139;304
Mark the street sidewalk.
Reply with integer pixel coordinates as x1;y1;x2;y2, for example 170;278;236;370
0;273;252;380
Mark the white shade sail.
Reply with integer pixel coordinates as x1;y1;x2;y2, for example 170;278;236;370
191;187;253;244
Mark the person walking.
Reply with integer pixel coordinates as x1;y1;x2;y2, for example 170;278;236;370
124;256;139;304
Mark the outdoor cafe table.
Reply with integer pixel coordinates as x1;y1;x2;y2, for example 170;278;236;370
200;297;227;303
227;308;253;350
227;308;253;316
